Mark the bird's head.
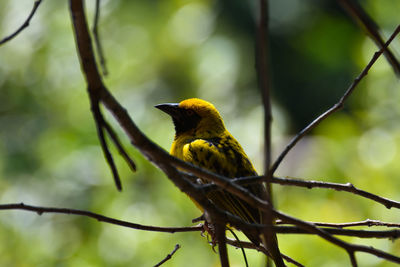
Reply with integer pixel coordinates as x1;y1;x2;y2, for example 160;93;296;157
155;98;226;137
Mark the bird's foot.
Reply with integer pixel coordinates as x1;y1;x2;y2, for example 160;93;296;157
192;214;218;251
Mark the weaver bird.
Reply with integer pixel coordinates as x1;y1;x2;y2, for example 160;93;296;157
156;98;266;245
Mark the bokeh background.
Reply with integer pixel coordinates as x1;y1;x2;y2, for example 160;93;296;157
1;0;399;266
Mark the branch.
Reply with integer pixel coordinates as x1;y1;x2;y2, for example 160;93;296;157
270;24;400;174
290;219;400;229
92;0;108;76
103;120;136;172
226;238;305;267
255;0;284;265
203;175;400;210
0;0;42;46
0;202;203;233
274;226;400;239
154;244;181;267
2;202;399;264
338;0;400;76
70;0;138;190
215;222;230;267
271;176;400;209
273;209;400;265
91;100;123;190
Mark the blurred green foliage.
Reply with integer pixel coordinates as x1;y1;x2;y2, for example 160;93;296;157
0;0;399;266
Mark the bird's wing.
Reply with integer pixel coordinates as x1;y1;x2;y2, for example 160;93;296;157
182;138;261;224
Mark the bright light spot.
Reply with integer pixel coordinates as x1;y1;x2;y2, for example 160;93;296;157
358;128;396;168
167;3;215;46
196;37;239;99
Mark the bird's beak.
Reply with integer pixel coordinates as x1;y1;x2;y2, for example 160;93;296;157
154;103;181;118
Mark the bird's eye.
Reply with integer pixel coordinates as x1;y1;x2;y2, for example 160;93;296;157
186;109;194;116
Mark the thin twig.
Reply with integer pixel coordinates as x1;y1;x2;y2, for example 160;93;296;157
0;0;42;45
92;0;108;76
270;24;400;174
227;228;248;267
292;219;400;229
103;120;136;172
255;0;284;265
153;244;181;267
91;98;122;191
203;175;400;210
0;203;203;233
273;209;400;265
274;226;400;239
271;176;400;209
226;238;304;267
338;0;400;76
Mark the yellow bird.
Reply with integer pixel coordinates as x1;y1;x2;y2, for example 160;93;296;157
156;98;266;244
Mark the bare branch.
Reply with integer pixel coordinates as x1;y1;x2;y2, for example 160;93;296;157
226;238;304;267
271;176;400;209
153;244;181;267
338;0;400;76
273;209;400;265
0;0;42;46
91;101;123;191
204;175;400;210
292;219;400;229
349;252;358;267
270;24;400;174
274;226;400;239
255;0;284;265
215;223;229;267
103;120;136;172
0;202;203;233
92;0;108;76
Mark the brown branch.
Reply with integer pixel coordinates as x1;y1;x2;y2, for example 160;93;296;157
274;226;400;239
70;0;140;190
255;0;284;265
270;24;400;175
0;203;203;233
0;0;42;46
2;202;399;264
226;238;304;267
293;219;400;229
215;222;229;267
273;209;400;265
154;244;181;267
204;175;400;210
338;0;400;76
92;0;108;76
92;101;123;190
271;176;400;209
103;120;136;172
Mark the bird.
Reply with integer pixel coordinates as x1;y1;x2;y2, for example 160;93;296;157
155;98;266;245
